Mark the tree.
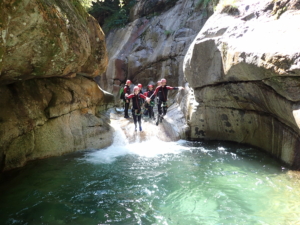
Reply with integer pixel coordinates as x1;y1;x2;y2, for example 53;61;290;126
79;0;125;10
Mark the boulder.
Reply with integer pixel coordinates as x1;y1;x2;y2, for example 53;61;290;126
183;0;300;168
0;0;111;171
0;76;114;171
0;0;107;85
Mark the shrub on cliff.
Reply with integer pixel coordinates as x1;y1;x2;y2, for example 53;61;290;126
88;0;135;33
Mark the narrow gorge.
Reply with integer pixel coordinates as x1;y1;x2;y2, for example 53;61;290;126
101;0;300;169
1;0;300;170
2;0;300;224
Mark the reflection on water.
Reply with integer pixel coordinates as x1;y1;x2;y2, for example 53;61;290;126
1;137;300;225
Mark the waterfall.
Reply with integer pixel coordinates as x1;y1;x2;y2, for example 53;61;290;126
83;110;188;164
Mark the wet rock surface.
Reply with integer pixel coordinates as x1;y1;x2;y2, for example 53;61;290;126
0;0;110;171
183;0;300;168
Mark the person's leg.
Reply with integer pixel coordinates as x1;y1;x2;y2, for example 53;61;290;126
138;115;142;131
157;100;162;115
124;100;127;117
124;101;130;118
150;101;155;119
149;105;153;119
144;103;149;116
152;108;155;119
163;102;168;116
132;109;137;131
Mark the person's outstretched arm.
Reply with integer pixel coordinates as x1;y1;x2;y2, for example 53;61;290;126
125;93;134;99
166;86;184;90
139;94;151;103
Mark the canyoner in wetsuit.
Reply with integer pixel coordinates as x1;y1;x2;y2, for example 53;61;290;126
137;83;145;107
155;80;162;112
144;84;156;119
123;80;131;118
152;78;184;124
126;86;150;131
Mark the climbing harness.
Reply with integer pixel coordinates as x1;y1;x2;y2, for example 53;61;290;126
150;101;155;107
161;102;168;108
135;109;142;116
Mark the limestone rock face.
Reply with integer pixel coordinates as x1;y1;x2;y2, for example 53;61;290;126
0;76;114;171
0;0;107;85
101;0;212;100
129;0;178;21
183;0;300;168
0;0;111;171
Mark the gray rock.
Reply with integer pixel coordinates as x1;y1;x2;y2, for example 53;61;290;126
0;0;111;171
102;0;212;102
0;76;114;171
0;0;107;85
183;0;300;168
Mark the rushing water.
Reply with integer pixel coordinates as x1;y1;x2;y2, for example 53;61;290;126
1;124;300;225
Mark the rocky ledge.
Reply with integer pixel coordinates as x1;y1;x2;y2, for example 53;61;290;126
183;0;300;168
0;0;112;171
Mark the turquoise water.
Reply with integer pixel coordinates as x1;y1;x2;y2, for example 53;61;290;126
1;137;300;225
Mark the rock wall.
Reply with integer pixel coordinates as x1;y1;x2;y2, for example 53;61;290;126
101;0;213;100
0;0;107;84
0;76;114;171
184;0;300;168
0;0;112;171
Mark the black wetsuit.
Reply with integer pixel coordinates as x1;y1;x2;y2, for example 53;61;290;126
126;93;147;130
144;90;155;118
153;85;178;116
123;84;131;118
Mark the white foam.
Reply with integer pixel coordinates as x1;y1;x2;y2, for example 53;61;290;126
84;137;189;164
82;114;194;164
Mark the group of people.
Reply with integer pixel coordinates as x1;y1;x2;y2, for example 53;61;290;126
121;78;184;132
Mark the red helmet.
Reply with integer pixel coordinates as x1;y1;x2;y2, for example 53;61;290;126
126;80;131;85
148;84;153;88
138;83;142;88
133;86;139;91
161;78;166;83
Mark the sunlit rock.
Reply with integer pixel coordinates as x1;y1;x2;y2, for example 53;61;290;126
102;0;212;98
183;0;300;168
0;0;107;85
0;76;114;171
101;0;213;139
0;0;110;171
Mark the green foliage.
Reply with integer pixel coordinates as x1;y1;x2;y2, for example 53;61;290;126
70;0;89;22
216;0;237;12
271;0;288;19
164;30;173;37
220;4;239;15
78;0;125;10
102;8;129;32
89;0;135;33
275;6;287;19
78;0;97;10
195;0;210;9
195;0;219;11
